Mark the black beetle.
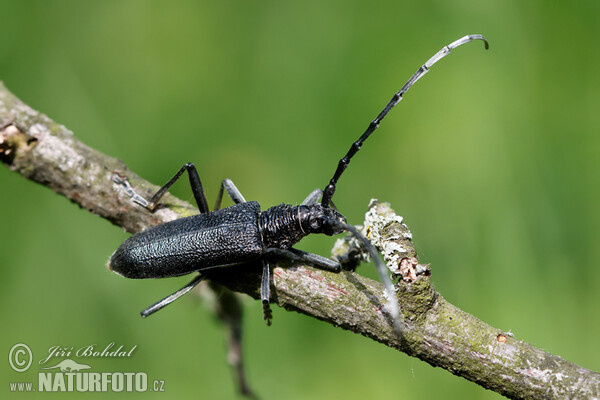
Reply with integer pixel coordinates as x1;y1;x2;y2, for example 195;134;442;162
108;34;489;329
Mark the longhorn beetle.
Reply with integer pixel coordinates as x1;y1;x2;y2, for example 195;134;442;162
109;34;489;330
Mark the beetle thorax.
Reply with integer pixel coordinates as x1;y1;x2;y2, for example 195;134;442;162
258;204;346;249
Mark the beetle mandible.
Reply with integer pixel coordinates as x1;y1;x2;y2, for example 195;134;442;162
108;34;489;329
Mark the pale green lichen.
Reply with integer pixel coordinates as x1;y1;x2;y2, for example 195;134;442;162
333;199;430;284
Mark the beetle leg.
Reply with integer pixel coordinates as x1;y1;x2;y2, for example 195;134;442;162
264;248;341;272
288;248;342;272
300;188;339;210
112;174;152;209
145;163;210;213
214;179;246;211
301;188;322;205
140;274;205;318
260;260;272;326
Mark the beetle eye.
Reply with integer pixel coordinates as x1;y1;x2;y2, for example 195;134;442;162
310;216;323;230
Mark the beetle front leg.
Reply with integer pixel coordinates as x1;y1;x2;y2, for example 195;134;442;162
301;188;339;210
301;188;322;205
264;248;341;272
260;260;272;326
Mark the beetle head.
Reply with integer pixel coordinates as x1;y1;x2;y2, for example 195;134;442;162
306;205;346;236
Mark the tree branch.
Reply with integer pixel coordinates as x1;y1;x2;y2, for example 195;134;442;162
1;82;598;399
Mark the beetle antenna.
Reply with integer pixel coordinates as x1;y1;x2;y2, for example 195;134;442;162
321;34;489;207
333;220;403;334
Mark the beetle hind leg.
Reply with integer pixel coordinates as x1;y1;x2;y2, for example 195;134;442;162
113;163;210;214
140;274;205;318
146;163;210;213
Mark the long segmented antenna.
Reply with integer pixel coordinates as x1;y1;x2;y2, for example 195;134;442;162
334;220;403;334
321;34;489;207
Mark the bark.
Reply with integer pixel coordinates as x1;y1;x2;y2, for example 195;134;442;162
1;82;598;399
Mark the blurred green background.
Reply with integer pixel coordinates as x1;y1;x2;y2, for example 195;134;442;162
1;1;599;399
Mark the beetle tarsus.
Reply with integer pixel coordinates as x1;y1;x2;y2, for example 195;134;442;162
112;173;150;209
